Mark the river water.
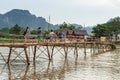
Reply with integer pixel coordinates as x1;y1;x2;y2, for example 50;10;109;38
0;47;120;80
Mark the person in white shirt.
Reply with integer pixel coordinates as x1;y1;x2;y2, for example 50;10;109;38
49;29;56;42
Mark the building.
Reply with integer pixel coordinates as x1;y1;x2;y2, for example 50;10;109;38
54;30;88;41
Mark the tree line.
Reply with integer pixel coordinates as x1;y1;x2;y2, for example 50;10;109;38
0;22;83;38
92;16;120;41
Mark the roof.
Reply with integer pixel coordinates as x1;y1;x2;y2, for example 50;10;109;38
73;30;88;36
54;30;88;36
66;30;73;35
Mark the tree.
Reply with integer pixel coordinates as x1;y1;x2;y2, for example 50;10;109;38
106;17;120;40
59;22;76;30
92;16;120;41
9;24;22;35
77;26;83;30
92;24;108;38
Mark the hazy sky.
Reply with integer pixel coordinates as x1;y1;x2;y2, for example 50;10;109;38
0;0;120;26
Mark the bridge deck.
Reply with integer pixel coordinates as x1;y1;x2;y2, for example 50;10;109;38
0;40;115;65
0;41;112;47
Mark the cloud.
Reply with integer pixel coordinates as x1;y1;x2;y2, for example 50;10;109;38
0;0;120;26
71;0;109;6
108;0;120;7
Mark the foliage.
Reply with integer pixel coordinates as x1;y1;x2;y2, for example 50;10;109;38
9;24;22;35
92;24;108;38
106;17;120;40
59;22;76;30
92;16;120;40
0;27;9;34
115;44;120;48
31;30;37;34
77;26;83;30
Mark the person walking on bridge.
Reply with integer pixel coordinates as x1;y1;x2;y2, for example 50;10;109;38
23;26;31;42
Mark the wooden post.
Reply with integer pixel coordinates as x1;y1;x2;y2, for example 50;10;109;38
64;44;68;58
98;43;100;54
7;64;11;80
7;47;12;64
84;42;86;56
46;45;51;60
33;45;37;62
90;43;92;54
50;45;55;60
24;47;30;65
74;43;78;57
93;43;96;55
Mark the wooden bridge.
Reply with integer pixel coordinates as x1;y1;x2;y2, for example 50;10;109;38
0;39;116;65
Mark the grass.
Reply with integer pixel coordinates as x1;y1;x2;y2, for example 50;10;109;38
114;43;120;48
0;38;24;43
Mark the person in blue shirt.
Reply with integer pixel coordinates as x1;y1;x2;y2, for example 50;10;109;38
59;31;65;41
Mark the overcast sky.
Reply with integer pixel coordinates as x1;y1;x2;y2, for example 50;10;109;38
0;0;120;26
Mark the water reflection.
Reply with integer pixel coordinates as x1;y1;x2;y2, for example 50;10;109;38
7;64;29;80
0;49;120;80
3;57;76;80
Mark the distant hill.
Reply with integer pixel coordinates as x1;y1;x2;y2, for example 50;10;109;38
0;9;93;33
84;26;93;34
0;9;54;30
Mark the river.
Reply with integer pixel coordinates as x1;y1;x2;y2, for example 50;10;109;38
0;47;120;80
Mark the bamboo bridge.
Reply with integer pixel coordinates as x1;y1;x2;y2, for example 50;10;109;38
0;39;116;65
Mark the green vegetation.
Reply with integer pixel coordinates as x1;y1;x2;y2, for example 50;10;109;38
0;22;83;37
0;22;84;43
9;24;22;35
59;22;83;30
92;16;120;41
115;43;120;48
0;16;120;43
0;24;36;39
